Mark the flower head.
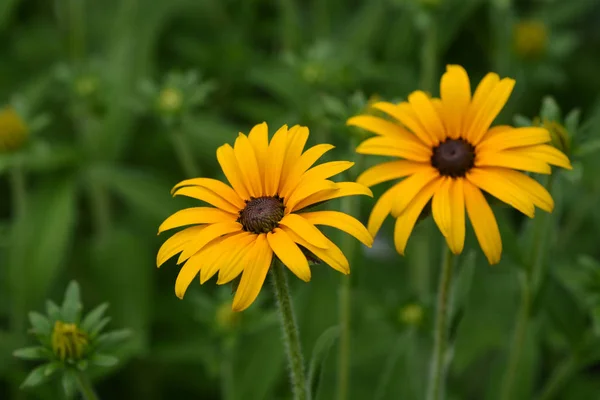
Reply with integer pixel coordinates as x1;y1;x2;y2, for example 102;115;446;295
0;106;29;153
51;321;88;361
157;122;373;311
347;65;572;264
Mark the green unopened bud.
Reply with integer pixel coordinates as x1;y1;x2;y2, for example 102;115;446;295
398;303;424;327
534;117;571;154
158;87;183;114
513;20;548;59
0;107;29;153
51;321;88;362
302;64;322;84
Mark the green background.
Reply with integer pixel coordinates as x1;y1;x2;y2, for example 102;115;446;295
2;0;600;399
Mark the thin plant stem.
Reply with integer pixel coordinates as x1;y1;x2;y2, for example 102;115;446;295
220;336;236;400
418;13;438;94
75;372;100;400
336;153;364;400
9;164;27;221
374;332;409;400
271;259;308;400
536;353;576;400
500;176;555;400
88;181;111;239
426;246;454;400
170;131;200;178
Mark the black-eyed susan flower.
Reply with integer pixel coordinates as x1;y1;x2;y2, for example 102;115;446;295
347;65;572;264
157;122;373;311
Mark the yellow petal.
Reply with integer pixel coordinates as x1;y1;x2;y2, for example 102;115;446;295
366;183;401;237
174;251;205;299
301;161;355;182
394;178;443;255
282;226;349;274
475;150;552;174
370;101;436;146
232;234;273;311
466;168;535;217
267;228;311;281
173;186;240;214
177;221;242;264
281;126;309;186
356;136;432;162
279;213;330;249
432;177;452;238
476;127;551;153
217;144;251;201
448;178;465;254
170;178;245;208
346;115;430;147
293;182;373;212
286;180;337;212
157;226;204;267
279;144;335;199
464;72;500;141
466;77;515;145
158;207;236;234
248;122;269;187
217;234;259;284
391;167;440;217
408;91;446;142
265;125;288;196
234;134;263;197
357;160;430;188
507;144;572;170
479;125;513;142
463;180;502;264
499;168;554;213
199;232;253;284
300;210;373;247
440;65;471;139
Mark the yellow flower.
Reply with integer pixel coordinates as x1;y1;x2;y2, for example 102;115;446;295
347;65;572;264
513;20;548;59
158;87;183;113
157;123;373;311
0;107;28;153
51;321;88;361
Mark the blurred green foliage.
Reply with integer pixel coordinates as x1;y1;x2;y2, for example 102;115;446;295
2;0;600;399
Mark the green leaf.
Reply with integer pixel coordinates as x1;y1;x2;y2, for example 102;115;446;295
28;312;52;335
307;326;340;397
20;364;52;388
43;361;62;376
61;368;78;398
61;281;82;324
89;317;112;337
46;300;62;322
95;329;133;350
13;346;51;360
81;303;110;334
540;96;561;122
513;114;532;127
90;354;119;367
77;359;89;371
575;139;600;158
564;108;581;136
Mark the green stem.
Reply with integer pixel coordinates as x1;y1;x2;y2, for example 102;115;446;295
88;181;111;239
426;246;454;400
336;153;364;400
9;164;27;220
418;12;438;94
170;131;200;178
75;372;100;400
500;175;555;400
220;337;236;400
374;332;408;400
271;260;308;400
499;271;531;400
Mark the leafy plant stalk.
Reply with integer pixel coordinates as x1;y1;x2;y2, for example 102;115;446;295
271;259;308;400
426;246;454;400
170;130;200;178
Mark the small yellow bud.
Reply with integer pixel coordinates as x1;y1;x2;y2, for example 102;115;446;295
0;107;29;153
158;87;183;113
302;64;322;84
51;321;88;361
398;303;424;327
215;302;241;332
513;20;548;59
